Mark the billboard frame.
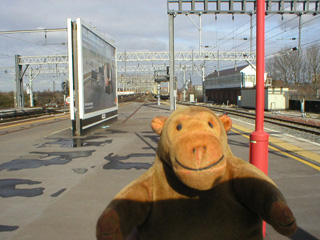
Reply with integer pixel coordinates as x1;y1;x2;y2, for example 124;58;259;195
68;18;118;136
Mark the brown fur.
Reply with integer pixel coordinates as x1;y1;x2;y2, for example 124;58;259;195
97;106;297;240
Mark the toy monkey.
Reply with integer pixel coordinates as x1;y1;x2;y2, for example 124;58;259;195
97;106;297;240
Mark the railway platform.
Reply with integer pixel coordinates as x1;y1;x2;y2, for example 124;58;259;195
0;102;319;240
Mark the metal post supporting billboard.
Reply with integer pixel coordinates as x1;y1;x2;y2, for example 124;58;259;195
71;21;82;136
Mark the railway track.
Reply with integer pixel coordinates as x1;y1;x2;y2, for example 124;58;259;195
118;93;156;103
0;107;68;123
0;94;154;124
180;103;320;136
118;94;143;103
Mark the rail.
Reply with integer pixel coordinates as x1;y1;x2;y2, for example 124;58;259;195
180;102;320;136
0;107;66;122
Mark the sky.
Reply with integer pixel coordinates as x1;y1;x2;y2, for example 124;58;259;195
0;0;320;92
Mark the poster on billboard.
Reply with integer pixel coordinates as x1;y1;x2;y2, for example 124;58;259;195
68;18;118;135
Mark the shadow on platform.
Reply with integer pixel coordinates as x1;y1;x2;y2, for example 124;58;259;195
290;227;318;240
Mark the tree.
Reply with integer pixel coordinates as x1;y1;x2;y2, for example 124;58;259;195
0;91;14;109
266;47;306;86
266;44;320;100
306;45;320;84
266;49;291;86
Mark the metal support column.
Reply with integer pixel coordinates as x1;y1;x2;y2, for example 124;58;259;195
157;84;161;106
199;13;202;54
249;0;269;237
250;13;253;53
28;70;34;107
15;55;23;108
298;14;302;56
169;13;176;111
15;55;29;108
202;64;206;102
183;67;186;101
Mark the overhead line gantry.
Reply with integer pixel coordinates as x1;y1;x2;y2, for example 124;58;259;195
167;0;320;15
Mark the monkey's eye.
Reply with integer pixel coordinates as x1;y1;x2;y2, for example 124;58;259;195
176;124;182;131
208;122;213;128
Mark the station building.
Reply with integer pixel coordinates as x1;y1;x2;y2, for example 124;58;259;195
204;64;289;111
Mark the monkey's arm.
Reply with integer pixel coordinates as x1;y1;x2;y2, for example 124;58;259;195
230;158;297;236
96;174;153;240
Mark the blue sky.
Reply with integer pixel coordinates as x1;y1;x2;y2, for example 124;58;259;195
0;0;319;91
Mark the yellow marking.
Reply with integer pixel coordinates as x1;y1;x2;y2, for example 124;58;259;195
0;114;69;130
230;124;320;171
231;128;250;139
268;145;320;171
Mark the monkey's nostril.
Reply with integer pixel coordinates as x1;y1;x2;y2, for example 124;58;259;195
193;146;206;154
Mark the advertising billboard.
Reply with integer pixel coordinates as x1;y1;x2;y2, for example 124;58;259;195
68;18;118;135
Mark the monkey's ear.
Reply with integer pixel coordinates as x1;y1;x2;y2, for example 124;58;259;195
151;116;168;135
219;114;232;132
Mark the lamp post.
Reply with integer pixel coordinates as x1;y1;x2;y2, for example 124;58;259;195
249;0;268;236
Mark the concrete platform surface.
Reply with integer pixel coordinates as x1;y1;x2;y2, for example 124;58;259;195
0;102;319;240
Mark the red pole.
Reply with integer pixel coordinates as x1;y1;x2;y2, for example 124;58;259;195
249;0;269;237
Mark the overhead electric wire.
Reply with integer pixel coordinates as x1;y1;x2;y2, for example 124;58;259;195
208;3;279;52
279;24;320;44
226;4;320;53
192;6;320;81
227;15;299;52
205;15;320;73
204;16;257;69
0;53;15;58
0;32;67;55
0;28;67;35
238;14;320;53
299;39;320;49
207;17;253;51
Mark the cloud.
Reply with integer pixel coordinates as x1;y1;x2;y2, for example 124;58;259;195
0;0;169;52
119;38;167;52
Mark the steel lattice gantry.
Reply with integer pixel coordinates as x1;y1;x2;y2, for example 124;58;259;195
117;64;198;72
167;0;320;15
117;51;257;62
18;55;68;65
117;51;256;99
18;51;255;65
117;51;255;62
28;67;68;76
15;55;69;107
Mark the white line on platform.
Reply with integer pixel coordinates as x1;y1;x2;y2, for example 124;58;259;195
47;127;71;137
